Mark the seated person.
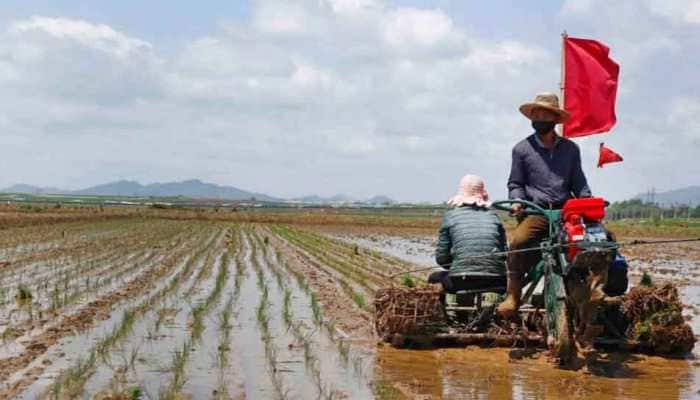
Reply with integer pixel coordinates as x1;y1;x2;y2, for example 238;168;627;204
430;174;507;293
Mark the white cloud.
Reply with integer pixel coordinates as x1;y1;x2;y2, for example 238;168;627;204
251;1;311;35
647;0;700;25
669;97;700;140
327;0;382;16
9;16;151;58
382;8;461;49
2;2;696;201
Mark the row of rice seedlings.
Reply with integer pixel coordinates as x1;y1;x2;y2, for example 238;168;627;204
157;226;222;304
269;268;333;398
275;225;385;288
258;231;363;398
214;227;248;399
5;248;123;310
248;232;286;400
274;227;380;275
0;218;112;252
214;294;236;399
159;227;238;399
301;232;402;286
278;227;377;289
88;225;224;398
283;226;418;281
256;281;286;399
159;340;192;400
2;227;194;347
48;309;136;399
0;219;126;263
270;227;371;311
45;223;192;311
33;226;215;399
190;244;231;340
6;221;188;315
181;227;228;298
0;228;172;331
268;239;361;373
46;249;158;314
4;219;177;282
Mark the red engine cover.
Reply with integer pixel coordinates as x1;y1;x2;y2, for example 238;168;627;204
562;197;606;261
562;197;606;224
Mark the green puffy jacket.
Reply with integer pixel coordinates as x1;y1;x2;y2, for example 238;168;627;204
435;205;507;277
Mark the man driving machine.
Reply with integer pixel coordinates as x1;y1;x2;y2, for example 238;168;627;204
497;92;592;317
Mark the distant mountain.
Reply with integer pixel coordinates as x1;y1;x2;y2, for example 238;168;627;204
2;179;281;202
635;186;700;207
0;184;64;194
292;194;354;204
74;179;281;201
2;179;397;205
293;193;395;205
365;195;395;205
293;195;328;204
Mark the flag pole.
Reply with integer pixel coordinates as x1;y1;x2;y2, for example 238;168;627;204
560;30;567;137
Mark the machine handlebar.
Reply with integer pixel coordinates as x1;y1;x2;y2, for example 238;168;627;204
490;199;548;217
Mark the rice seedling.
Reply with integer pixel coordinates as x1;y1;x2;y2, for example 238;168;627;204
15;284;33;303
190;251;229;341
49;350;97;399
159;340;192;400
400;274;416;288
282;288;292;327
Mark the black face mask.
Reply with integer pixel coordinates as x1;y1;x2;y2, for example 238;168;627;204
532;120;556;135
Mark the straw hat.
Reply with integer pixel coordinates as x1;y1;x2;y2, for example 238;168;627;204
519;92;570;123
447;174;490;208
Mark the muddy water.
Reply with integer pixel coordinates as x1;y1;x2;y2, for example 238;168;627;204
180;249;244;398
334;233;436;267
376;346;696;399
338;233;700;399
13;233;207;398
229;233;279;399
263;239;375;399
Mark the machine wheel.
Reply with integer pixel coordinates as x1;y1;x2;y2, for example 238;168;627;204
545;272;576;365
550;301;575;365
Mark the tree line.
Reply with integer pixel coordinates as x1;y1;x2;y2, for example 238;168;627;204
606;199;700;220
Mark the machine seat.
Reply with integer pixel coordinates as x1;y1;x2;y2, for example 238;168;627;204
428;270;506;295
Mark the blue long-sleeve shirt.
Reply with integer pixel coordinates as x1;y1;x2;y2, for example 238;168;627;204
507;134;591;207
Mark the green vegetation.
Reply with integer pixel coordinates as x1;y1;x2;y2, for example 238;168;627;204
15;285;33;303
608;199;700;220
400;274;416;288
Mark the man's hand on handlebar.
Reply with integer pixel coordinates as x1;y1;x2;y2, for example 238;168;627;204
510;203;523;216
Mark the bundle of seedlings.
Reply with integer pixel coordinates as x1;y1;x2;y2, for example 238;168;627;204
621;283;695;354
374;285;443;339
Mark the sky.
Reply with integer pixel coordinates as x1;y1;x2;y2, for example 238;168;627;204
0;0;698;202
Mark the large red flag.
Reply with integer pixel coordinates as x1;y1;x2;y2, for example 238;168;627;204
597;143;623;168
563;37;619;138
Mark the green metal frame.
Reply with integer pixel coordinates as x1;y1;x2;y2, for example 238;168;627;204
491;200;572;360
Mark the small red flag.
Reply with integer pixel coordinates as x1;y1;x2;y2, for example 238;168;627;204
563;37;620;138
598;143;623;168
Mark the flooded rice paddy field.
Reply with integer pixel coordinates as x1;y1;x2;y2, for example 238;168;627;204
1;215;698;399
0;218;421;399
